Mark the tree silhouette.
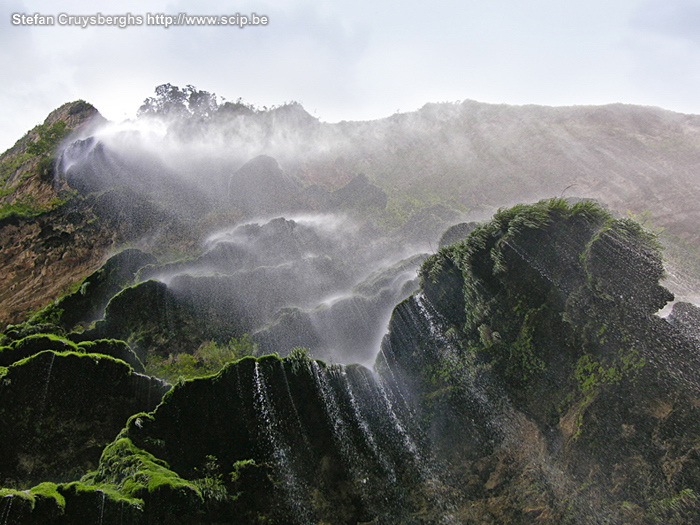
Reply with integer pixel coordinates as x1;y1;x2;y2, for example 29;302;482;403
138;84;219;118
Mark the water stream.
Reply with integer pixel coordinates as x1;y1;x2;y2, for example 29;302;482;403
253;362;313;524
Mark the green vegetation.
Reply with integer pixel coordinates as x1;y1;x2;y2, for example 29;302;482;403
0;119;74;220
145;335;258;382
376;185;466;231
88;436;202;520
26;121;70;156
414;198;670;444
574;349;646;398
645;489;700;524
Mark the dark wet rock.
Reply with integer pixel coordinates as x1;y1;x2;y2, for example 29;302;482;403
0;351;169;487
438;221;478;248
0;334;144;373
228;155;302;215
395;204;463;247
667;301;700;343
76;339;146;373
377;198;700;521
255;254;423;362
53;248;158;330
6;199;700;523
0;334;78;366
79;354;443;523
327;173;388;210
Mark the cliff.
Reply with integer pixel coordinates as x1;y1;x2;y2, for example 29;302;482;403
3;200;700;523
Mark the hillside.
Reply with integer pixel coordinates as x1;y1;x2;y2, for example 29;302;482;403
4;96;700;326
3;200;700;523
3;90;700;522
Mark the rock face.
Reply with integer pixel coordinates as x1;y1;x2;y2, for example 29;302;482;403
5;199;700;523
378;198;700;522
0;349;168;487
228;155;302;215
6;94;700;523
48;248;158;331
0;101;112;326
93;355;443;523
10;97;700;330
74;215;423;364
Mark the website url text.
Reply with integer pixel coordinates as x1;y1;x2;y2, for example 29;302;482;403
10;12;269;29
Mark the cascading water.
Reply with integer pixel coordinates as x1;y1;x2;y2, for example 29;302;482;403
338;368;396;483
309;361;361;467
253;361;314;524
37;351;56;421
307;360;385;513
1;495;13;525
279;365;314;452
98;490;106;525
407;291;616;522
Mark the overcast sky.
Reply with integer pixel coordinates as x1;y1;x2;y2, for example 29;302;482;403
1;0;699;151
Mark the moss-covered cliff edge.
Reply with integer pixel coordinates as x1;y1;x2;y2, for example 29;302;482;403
4;199;700;523
378;198;700;523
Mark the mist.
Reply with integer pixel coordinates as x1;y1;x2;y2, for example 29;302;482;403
51;88;469;365
8;86;700;523
46;85;700;368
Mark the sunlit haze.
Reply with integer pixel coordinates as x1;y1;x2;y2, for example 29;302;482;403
2;0;699;151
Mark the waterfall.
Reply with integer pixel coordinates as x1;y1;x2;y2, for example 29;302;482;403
279;366;312;450
410;292;617;521
98;490;106;525
338;368;396;482
308;360;381;511
37;351;56;421
309;361;360;465
371;374;425;471
253;361;313;524
1;495;13;525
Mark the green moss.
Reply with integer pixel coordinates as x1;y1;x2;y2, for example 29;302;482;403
573;349;646;398
29;482;65;507
0;152;32;187
0;488;34;502
28;482;66;520
505;305;547;382
414;197;670;440
91;437;203;518
0;485;68;522
646;488;700;524
0;334;78;366
145;335;258;382
57;481;144;523
29;302;65;327
0;116;76;220
0;489;35;521
0;195;41;220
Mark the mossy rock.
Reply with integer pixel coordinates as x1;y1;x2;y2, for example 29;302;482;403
53;248;158;330
56;482;143;523
0;333;78;366
0;351;169;486
0;484;67;523
0;334;145;373
1;322;65;344
76;339;145;373
91;437;202;522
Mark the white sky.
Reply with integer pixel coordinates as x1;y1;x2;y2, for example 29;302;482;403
1;0;699;151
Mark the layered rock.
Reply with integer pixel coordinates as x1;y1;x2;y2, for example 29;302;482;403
378;198;700;522
4;199;700;524
0;350;168;487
